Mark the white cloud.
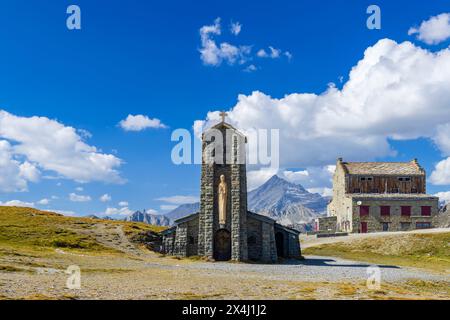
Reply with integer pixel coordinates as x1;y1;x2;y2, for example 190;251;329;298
430;158;450;185
0;110;123;184
156;195;198;205
408;13;450;45
119;114;167;131
243;64;258;73
256;49;267;58
0;140;37;192
75;187;84;192
285;51;293;61
0;200;34;207
247;165;335;191
118;201;128;207
37;198;50;205
282;166;335;189
69;193;91;202
199;18;251;66
100;194;111;202
104;206;133;216
434;123;450;156
230;21;242;36
257;46;287;59
247;167;278;191
230;22;242;36
196;39;450;171
434;191;450;204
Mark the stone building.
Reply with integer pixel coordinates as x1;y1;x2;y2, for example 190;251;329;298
161;117;301;262
327;158;439;233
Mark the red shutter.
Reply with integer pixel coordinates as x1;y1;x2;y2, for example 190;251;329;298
360;206;370;216
380;206;390;216
401;206;411;216
421;206;431;216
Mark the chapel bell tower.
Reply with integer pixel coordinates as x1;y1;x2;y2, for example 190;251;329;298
197;112;248;261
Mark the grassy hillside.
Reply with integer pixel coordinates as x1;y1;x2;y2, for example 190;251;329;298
303;232;450;273
0;206;165;255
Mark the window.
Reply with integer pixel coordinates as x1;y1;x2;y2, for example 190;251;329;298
360;176;373;181
416;222;431;229
382;223;389;231
401;206;411;217
188;236;195;245
421;206;431;216
360;206;370;216
380;206;390;216
398;177;411;182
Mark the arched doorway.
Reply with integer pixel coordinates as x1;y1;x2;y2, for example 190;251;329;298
214;229;231;261
275;232;284;258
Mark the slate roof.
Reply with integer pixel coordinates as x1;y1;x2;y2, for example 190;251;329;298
341;160;423;175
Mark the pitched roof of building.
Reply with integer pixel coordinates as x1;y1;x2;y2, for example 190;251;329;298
340;159;424;175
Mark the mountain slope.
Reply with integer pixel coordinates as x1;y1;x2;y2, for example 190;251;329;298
165;203;200;221
0;206;164;254
248;175;328;214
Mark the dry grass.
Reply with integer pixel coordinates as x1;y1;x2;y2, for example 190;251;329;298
0;206;164;256
304;232;450;273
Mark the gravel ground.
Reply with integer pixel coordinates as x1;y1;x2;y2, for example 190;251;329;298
1;225;448;300
184;255;450;282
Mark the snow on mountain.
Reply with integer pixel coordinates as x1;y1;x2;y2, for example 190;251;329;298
124;210;172;226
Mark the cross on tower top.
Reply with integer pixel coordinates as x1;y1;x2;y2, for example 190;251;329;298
219;111;228;123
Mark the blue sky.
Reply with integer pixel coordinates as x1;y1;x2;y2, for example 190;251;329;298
1;0;450;216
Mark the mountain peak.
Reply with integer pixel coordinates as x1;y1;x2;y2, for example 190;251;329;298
248;174;327;225
261;174;307;192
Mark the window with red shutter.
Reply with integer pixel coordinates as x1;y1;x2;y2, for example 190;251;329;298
401;206;411;216
421;206;431;216
360;206;370;216
380;206;390;216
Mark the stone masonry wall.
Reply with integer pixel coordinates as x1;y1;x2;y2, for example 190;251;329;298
352;198;439;233
247;218;263;261
174;224;187;257
316;216;338;233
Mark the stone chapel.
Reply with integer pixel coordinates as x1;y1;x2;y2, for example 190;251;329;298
161;117;301;262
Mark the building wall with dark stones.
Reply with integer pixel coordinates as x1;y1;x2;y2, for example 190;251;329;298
350;197;439;233
161;121;301;262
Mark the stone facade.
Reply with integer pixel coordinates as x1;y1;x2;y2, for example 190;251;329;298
314;216;338;233
328;158;439;233
162;120;301;262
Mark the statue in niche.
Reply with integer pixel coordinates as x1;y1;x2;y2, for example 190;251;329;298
218;174;227;225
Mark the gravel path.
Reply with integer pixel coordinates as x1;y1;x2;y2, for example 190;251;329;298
183;255;450;283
